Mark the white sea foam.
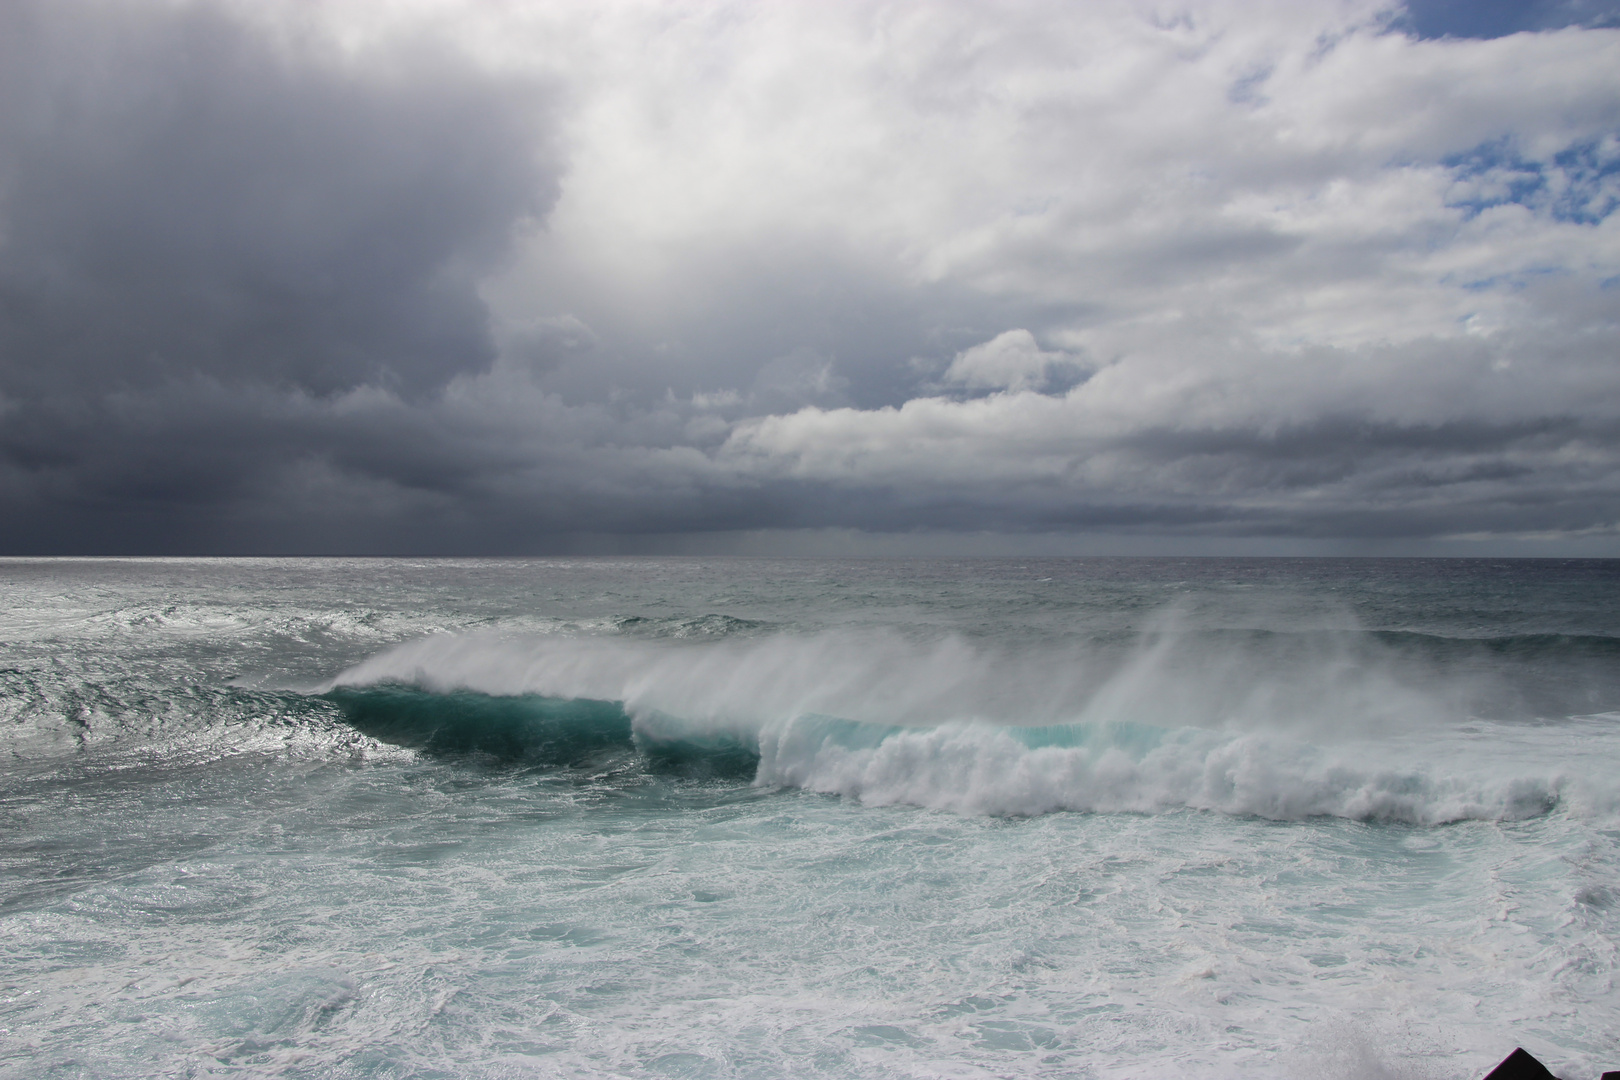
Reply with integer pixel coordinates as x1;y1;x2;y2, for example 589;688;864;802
756;714;1599;823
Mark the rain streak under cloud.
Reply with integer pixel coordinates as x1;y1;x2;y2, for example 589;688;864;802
1;0;1619;555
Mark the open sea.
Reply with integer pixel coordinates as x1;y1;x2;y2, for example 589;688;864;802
1;556;1617;1080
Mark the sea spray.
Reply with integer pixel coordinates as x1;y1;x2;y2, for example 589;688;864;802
325;617;1479;737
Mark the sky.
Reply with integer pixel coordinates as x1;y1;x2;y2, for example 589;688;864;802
1;0;1618;556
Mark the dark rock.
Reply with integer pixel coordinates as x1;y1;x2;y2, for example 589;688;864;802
1482;1049;1556;1080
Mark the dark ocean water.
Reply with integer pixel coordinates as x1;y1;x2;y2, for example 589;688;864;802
1;557;1617;1079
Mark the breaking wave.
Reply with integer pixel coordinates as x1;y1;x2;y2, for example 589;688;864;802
320;628;1620;825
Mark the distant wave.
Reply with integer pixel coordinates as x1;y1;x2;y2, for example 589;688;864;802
1364;629;1620;658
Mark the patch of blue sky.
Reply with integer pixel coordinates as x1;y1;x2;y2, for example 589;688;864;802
1451;266;1571;293
1442;136;1620;225
1550;138;1620;224
1393;0;1620;40
1227;65;1274;106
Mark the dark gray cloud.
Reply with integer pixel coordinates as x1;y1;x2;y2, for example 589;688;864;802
0;0;555;401
0;0;561;552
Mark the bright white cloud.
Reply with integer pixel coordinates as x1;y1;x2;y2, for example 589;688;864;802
478;1;1620;356
941;330;1086;392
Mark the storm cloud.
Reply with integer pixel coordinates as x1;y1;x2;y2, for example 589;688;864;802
2;0;1619;554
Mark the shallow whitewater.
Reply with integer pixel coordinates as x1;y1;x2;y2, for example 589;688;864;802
2;557;1618;1079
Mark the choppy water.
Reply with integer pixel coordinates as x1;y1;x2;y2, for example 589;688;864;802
2;556;1617;1079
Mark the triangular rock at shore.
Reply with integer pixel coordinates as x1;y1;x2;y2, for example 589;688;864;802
1483;1049;1557;1080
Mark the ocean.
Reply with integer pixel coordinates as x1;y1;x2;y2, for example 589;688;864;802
1;556;1617;1079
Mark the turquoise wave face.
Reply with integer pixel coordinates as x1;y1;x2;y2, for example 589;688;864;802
321;686;761;777
322;686;635;763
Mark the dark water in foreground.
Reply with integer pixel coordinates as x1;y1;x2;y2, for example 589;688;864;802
1;557;1617;1078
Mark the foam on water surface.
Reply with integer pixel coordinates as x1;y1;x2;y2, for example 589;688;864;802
2;557;1619;1078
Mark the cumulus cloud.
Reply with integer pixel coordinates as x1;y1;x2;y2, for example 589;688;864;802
940;331;1089;393
2;0;1619;553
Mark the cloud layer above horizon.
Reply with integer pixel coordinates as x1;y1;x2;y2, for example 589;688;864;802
2;0;1618;554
